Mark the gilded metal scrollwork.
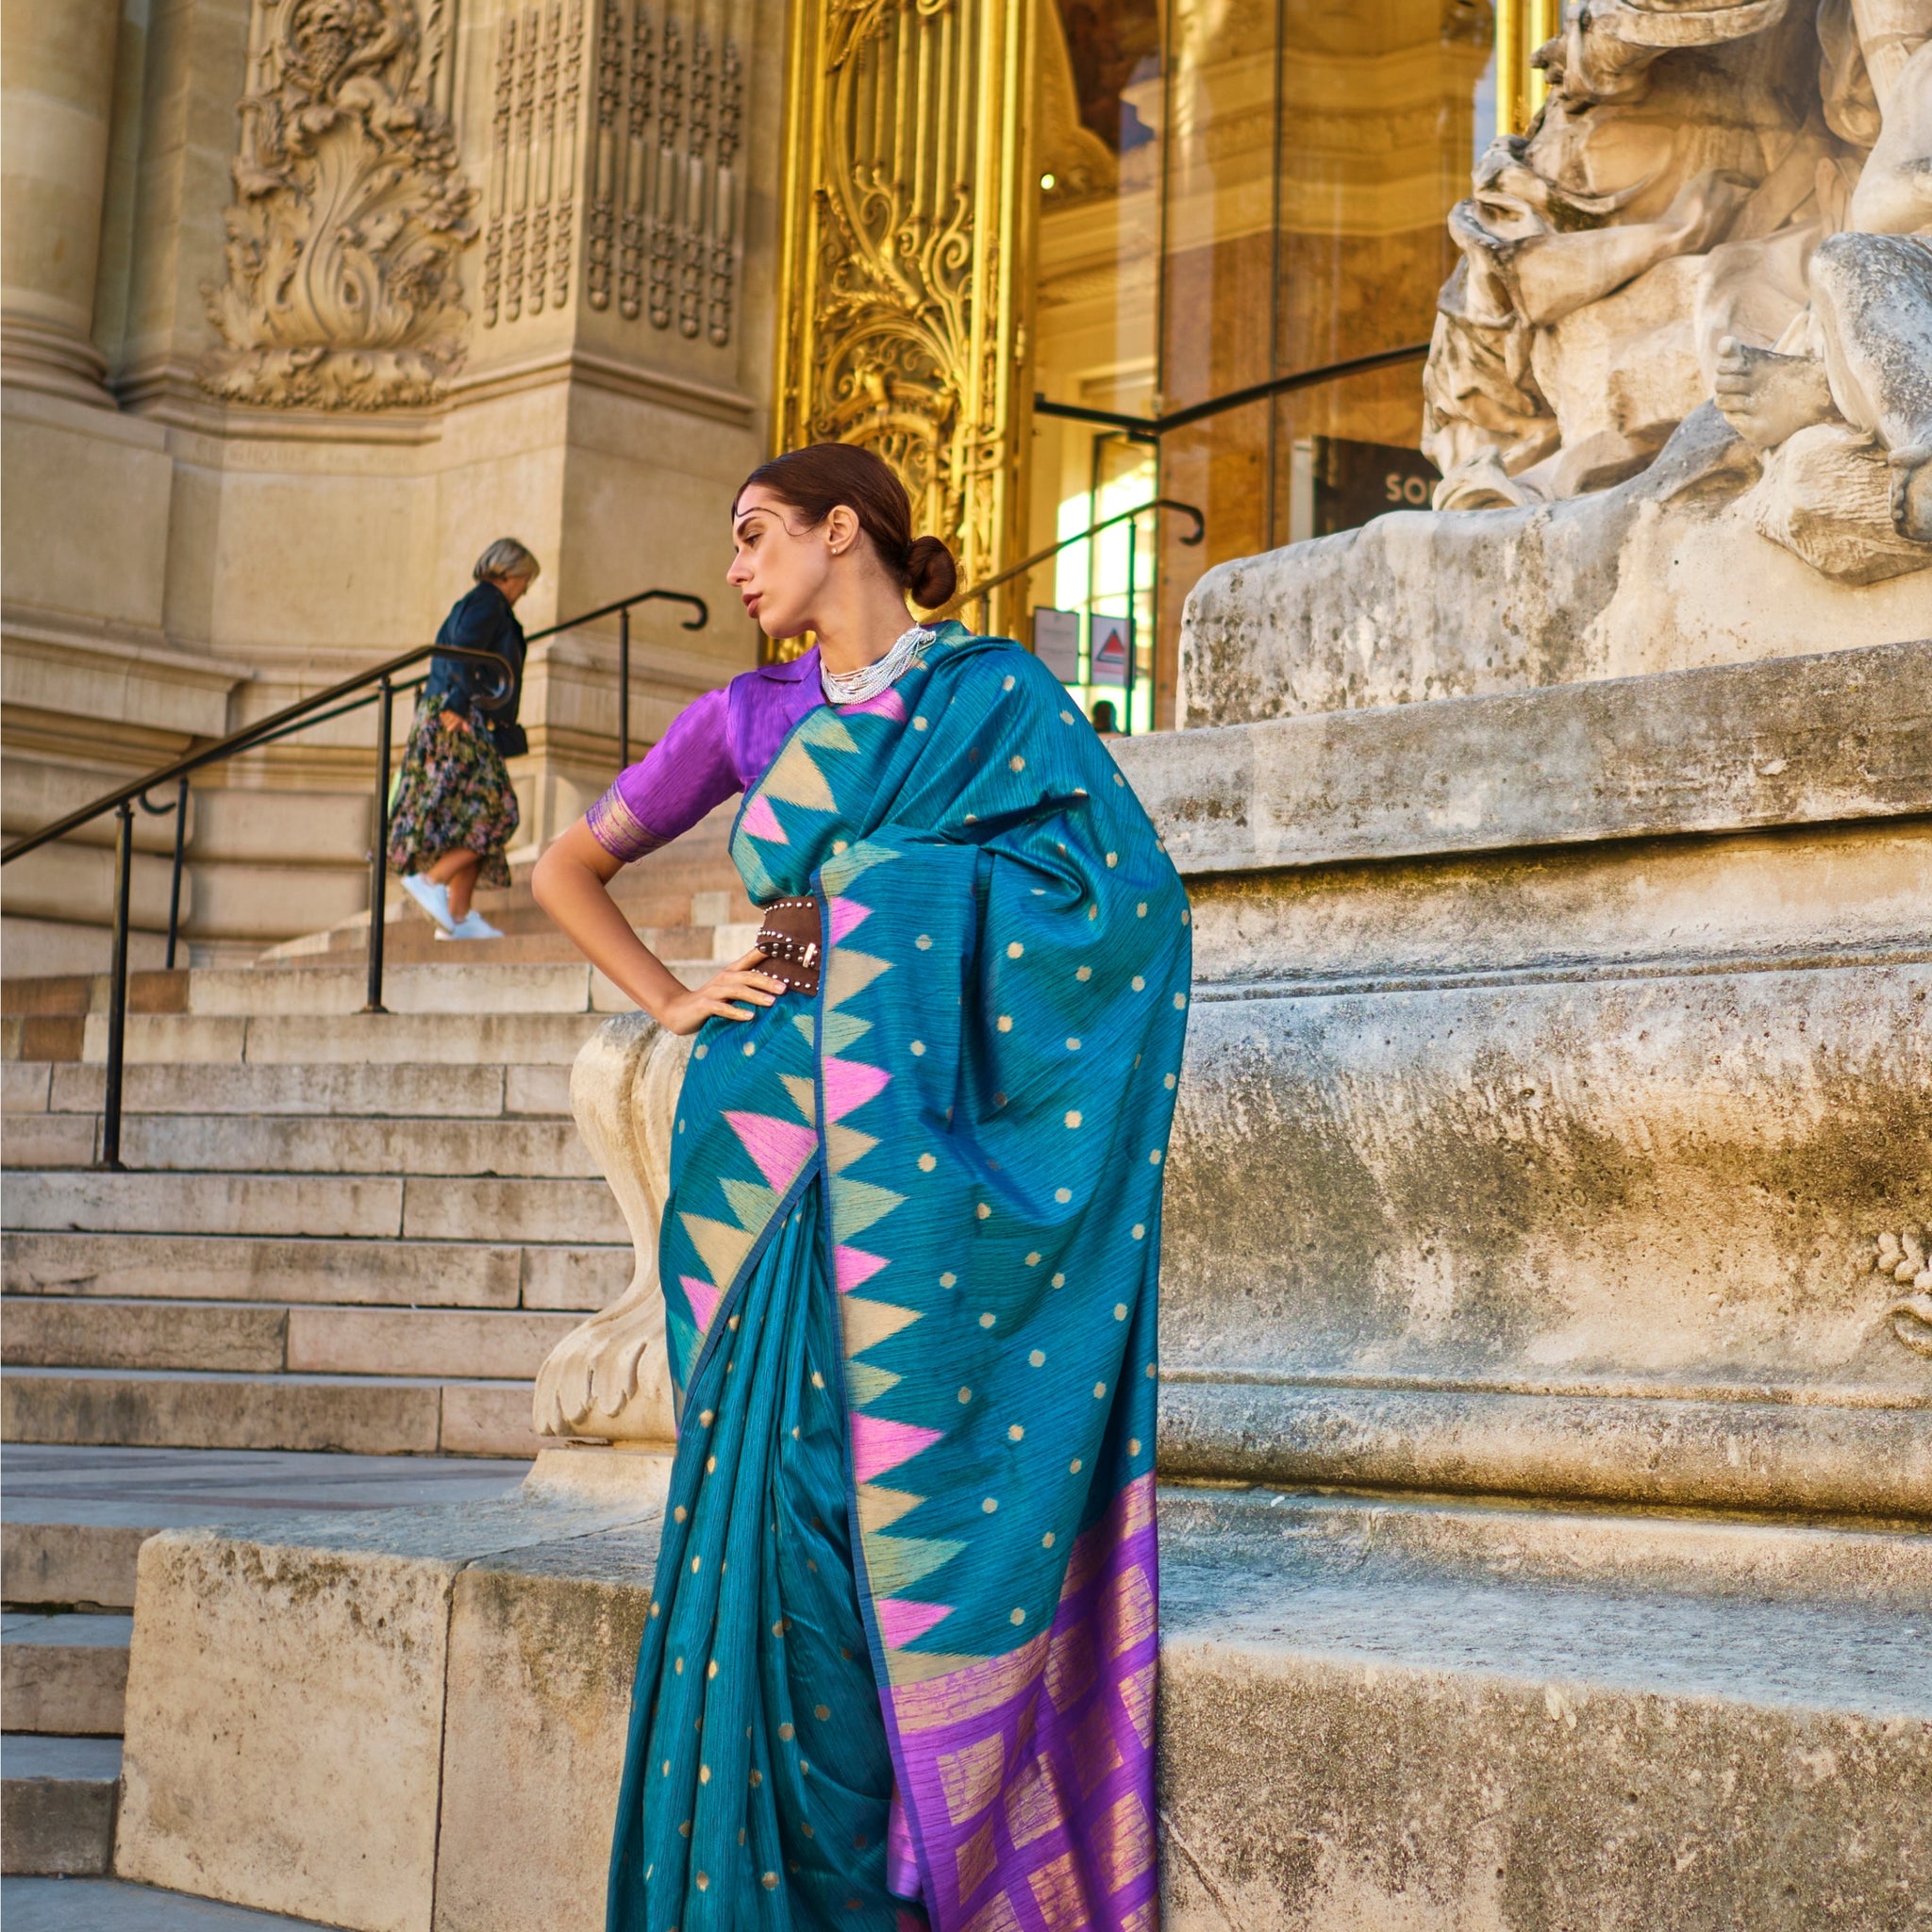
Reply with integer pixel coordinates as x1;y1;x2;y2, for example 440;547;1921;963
774;0;1036;608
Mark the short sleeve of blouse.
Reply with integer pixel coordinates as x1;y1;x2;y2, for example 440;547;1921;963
586;685;739;863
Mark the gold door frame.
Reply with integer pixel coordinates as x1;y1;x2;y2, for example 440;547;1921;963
774;0;1037;631
1495;0;1563;136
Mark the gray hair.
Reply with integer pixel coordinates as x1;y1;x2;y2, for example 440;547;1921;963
473;537;541;584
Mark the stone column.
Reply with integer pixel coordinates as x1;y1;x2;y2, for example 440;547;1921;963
0;0;123;400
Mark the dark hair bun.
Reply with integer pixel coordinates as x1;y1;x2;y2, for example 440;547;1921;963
905;535;957;608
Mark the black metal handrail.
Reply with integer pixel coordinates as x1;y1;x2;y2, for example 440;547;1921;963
1033;340;1432;441
945;497;1204;738
0;585;708;1169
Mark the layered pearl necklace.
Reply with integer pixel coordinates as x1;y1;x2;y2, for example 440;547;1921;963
820;625;935;707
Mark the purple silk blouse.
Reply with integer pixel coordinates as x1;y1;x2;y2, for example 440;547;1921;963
587;646;824;863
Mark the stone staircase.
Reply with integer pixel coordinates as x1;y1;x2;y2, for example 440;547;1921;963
0;802;746;1463
0;808;742;1891
0;1444;528;1906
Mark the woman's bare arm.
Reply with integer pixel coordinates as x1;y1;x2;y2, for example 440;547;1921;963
531;819;783;1034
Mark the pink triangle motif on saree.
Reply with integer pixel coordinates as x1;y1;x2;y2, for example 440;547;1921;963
846;687;908;721
680;1275;723;1332
850;1412;942;1484
724;1110;817;1193
835;1245;889;1292
826;896;872;945
875;1598;953;1648
822;1058;890;1124
741;793;788;844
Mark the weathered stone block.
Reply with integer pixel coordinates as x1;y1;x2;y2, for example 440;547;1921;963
114;1452;670;1932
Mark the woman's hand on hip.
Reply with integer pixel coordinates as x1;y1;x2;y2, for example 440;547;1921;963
658;950;788;1035
440;708;470;734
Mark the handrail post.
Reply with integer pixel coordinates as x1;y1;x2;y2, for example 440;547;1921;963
164;775;189;971
1122;511;1139;736
364;675;394;1014
101;801;134;1171
619;605;631;770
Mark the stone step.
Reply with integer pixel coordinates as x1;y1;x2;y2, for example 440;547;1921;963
3;1231;624;1311
74;1009;608;1069
1;1875;354;1928
1;1614;131;1735
1;1171;628;1244
0;1734;119;1876
1;1444;530;1612
19;1059;574;1119
2;1367;543;1457
1157;1486;1932;1926
2;1298;579;1381
2;1113;598;1177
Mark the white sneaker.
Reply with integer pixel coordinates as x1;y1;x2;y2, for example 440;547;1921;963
436;910;504;941
401;873;456;932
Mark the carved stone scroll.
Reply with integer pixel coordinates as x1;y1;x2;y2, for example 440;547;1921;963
582;0;742;341
203;0;478;409
482;0;588;327
533;1014;692;1445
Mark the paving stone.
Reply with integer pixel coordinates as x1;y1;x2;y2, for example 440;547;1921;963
2;1614;132;1734
2;1876;352;1929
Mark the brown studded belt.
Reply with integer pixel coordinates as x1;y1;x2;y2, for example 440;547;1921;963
754;894;822;995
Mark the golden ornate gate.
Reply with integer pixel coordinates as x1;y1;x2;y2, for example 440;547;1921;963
772;0;1038;619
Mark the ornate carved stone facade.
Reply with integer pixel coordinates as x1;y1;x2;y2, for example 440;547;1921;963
203;0;479;409
774;0;1038;602
481;0;587;325
575;0;747;342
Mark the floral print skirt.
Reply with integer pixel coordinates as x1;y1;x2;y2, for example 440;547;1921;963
386;701;521;888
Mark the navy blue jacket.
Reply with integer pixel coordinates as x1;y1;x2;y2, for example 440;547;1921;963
424;581;525;757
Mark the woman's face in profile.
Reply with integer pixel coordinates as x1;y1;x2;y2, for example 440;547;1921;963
493;572;533;607
727;487;837;639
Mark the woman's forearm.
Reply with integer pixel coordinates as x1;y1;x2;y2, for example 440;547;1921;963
531;824;691;1023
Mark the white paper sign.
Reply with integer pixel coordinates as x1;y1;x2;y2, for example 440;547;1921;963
1032;607;1081;682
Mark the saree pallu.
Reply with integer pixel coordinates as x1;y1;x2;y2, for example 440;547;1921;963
609;623;1191;1932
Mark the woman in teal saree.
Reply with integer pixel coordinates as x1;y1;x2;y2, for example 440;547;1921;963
534;444;1189;1932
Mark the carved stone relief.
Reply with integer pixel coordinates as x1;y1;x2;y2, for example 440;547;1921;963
580;0;744;342
204;0;478;408
1874;1226;1932;1356
482;0;587;325
1421;0;1932;585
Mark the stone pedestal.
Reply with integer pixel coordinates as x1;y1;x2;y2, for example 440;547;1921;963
115;1445;670;1932
1110;632;1932;1926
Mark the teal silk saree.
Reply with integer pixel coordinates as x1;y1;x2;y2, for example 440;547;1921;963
608;623;1190;1932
